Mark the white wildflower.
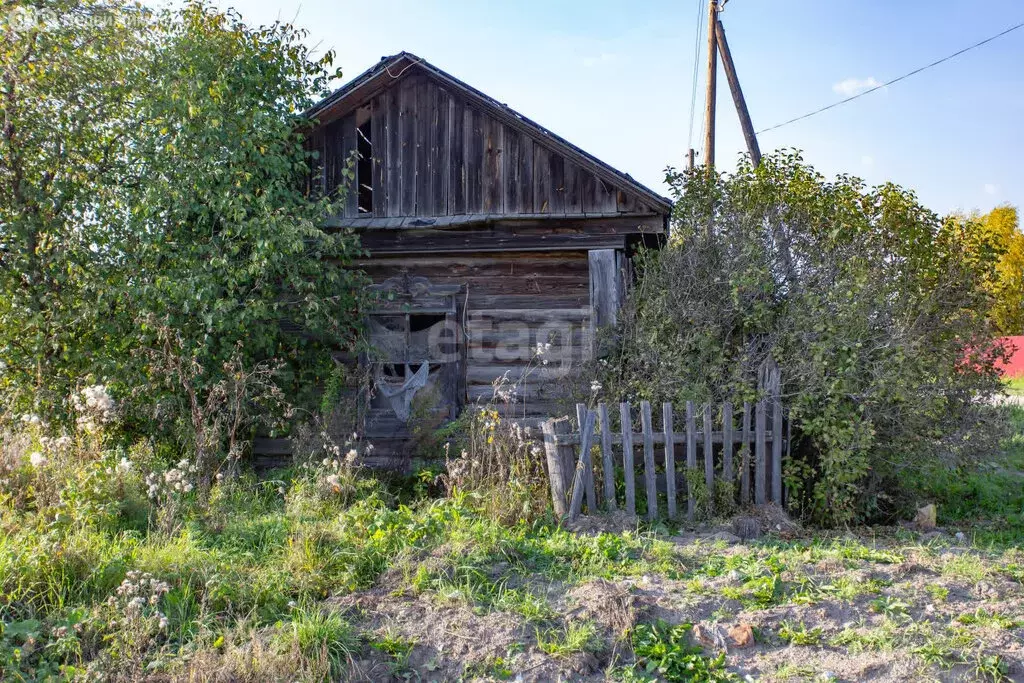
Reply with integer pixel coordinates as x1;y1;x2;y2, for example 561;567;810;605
29;451;47;468
590;380;602;394
116;458;133;474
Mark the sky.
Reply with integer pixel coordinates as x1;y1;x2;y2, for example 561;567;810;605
208;0;1023;216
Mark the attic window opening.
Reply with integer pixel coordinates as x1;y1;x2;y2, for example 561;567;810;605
356;114;373;214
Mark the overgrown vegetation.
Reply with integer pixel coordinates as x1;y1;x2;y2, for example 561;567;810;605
0;0;364;449
3;396;1022;680
3;0;1024;679
599;153;1010;525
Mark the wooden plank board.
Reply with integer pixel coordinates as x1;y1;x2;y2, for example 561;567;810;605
772;388;783;506
641;400;657;521
568;406;597;519
341;114;358;217
663;402;677;520
542;417;571;517
576;403;597;513
371;93;388;217
399;80;417;216
620;402;636;516
464;106;483;213
386;87;401;217
533;144;552;213
482;115;503;213
703;403;714;517
755;400;767;505
564;161;581;213
448;96;465;214
503;127;520;217
548;152;565;214
599;403;616;510
588;249;621;330
686;400;696;522
414;80;431;216
518;135;534;214
741;401;751;504
722;401;734;489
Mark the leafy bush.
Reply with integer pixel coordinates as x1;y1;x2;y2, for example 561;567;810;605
438;367;550;524
0;0;365;441
600;152;1008;524
624;620;736;682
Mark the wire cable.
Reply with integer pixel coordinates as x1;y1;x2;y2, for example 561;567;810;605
757;20;1024;135
687;0;706;151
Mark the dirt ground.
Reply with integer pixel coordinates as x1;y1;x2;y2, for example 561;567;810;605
324;513;1024;682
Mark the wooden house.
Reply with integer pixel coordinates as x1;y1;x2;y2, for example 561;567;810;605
305;52;672;455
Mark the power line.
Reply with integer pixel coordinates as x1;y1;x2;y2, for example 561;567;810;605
758;20;1024;135
687;0;707;150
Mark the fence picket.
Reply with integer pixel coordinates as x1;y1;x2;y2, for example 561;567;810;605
755;400;766;505
619;402;636;516
703;404;714;516
771;371;783;505
640;401;657;521
545;391;789;523
598;403;616;511
663;402;677;520
568;407;597;519
541;416;571;517
576;404;597;513
741;402;751;504
686;400;696;522
722;402;734;487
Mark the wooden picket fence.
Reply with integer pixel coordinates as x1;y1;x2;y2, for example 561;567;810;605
541;389;788;522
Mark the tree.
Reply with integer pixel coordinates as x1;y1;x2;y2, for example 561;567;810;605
601;151;1007;525
974;205;1024;335
0;1;365;450
121;2;365;437
0;0;150;412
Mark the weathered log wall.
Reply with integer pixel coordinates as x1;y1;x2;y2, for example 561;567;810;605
360;250;592;419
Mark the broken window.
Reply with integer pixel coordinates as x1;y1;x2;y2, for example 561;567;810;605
363;280;466;437
356;106;373;214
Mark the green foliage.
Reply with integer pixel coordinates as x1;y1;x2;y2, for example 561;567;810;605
970;205;1024;335
602;151;1008;525
777;620;823;646
535;621;602;658
275;605;357;681
907;405;1024;547
0;0;365;438
625;621;737;682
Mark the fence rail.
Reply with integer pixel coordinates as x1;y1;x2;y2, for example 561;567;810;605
542;387;787;522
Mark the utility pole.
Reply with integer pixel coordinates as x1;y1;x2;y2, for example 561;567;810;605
702;0;718;168
716;19;761;166
686;148;695;171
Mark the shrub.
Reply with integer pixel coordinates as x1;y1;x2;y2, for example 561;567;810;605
601;152;1008;525
438;368;550;524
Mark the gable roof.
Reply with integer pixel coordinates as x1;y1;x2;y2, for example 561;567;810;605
306;52;672;214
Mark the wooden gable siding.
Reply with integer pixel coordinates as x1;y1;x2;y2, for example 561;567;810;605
312;74;654;220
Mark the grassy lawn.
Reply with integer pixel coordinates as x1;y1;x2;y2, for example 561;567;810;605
2;407;1023;682
1005;376;1024;396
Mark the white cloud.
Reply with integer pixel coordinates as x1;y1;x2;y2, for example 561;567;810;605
580;52;617;68
833;77;882;97
861;155;874;168
984;183;999;196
